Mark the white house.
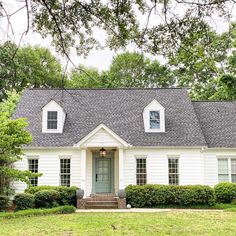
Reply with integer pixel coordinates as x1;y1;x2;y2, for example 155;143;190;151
13;88;236;197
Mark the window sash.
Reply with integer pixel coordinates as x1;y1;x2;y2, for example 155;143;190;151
28;159;38;187
47;111;58;129
136;158;147;186
218;158;236;183
168;158;179;185
60;159;71;187
149;111;160;129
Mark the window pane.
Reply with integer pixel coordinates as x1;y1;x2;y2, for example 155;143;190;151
232;174;236;183
136;158;146;185
150;111;160;129
218;159;228;174
231;159;236;174
47;111;57;120
28;159;38;187
219;174;229;183
168;158;179;185
60;159;70;187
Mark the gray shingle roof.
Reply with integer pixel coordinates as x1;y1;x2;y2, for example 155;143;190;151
13;88;234;148
193;101;236;148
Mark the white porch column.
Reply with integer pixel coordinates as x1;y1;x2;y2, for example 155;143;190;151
80;148;86;197
118;148;125;190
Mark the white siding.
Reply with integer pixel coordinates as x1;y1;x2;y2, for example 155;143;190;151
123;148;203;187
13;146;236;195
202;149;236;186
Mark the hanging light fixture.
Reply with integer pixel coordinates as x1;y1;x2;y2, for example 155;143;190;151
99;147;106;157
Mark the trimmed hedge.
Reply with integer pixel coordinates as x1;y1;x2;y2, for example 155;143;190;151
25;186;78;206
14;193;35;210
0;195;9;212
34;190;59;208
0;205;76;219
214;182;236;203
125;184;216;208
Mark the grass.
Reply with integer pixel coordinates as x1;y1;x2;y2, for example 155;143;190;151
0;211;236;236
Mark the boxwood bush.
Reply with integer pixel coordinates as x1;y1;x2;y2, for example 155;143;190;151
125;184;216;208
0;195;9;211
14;193;35;210
214;182;236;203
34;190;59;208
25;186;78;206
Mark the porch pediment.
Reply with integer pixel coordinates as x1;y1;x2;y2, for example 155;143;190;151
74;124;130;148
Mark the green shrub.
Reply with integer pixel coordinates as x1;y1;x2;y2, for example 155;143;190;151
34;190;59;208
0;205;76;219
14;193;35;210
214;182;236;203
125;184;216;208
231;199;236;205
0;195;9;211
25;186;78;206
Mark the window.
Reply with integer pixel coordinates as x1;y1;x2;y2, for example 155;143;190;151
150;111;160;129
218;158;236;183
28;159;38;186
47;111;58;129
60;159;71;187
168;158;179;185
136;158;146;185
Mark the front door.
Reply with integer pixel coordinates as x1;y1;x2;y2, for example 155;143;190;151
95;158;111;193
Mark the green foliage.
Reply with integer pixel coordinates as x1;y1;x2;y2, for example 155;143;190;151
107;52;174;88
214;182;236;203
0;90;21;117
0;206;76;219
34;190;59;208
14;193;35;210
26;186;78;206
0;195;9;211
125;184;216;208
0;110;41;195
0;42;63;101
67;65;108;88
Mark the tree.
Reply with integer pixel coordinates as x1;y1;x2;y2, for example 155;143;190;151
67;52;174;88
1;1;235;58
210;74;236;100
107;52;174;88
0;92;41;195
67;65;108;88
164;23;236;99
0;42;63;100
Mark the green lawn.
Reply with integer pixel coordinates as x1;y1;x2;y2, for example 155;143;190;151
0;211;236;236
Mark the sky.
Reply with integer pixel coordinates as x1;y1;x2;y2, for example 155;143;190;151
1;0;236;72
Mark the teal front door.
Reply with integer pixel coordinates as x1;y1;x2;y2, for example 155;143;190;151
95;158;111;193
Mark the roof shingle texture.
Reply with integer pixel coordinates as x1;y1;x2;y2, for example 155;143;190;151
13;88;235;148
193;101;236;148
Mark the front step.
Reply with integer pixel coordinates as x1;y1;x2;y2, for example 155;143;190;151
84;194;118;209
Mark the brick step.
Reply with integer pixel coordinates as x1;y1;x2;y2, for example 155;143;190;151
85;204;118;209
86;201;118;205
87;197;117;201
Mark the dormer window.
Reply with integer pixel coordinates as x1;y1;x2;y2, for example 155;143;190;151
42;100;66;133
47;111;58;129
143;99;165;133
150;111;160;129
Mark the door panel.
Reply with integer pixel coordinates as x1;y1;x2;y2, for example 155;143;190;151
95;158;111;193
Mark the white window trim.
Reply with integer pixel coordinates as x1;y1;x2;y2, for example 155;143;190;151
218;156;236;183
60;157;71;187
167;156;180;185
135;155;147;185
47;111;58;130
